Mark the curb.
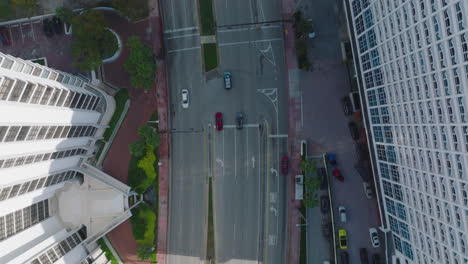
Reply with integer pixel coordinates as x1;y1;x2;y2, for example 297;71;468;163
97;99;131;167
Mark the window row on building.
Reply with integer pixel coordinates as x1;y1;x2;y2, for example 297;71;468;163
0;199;49;241
0;148;87;170
0;76;100;111
0;125;97;144
0;54;85;88
31;226;87;264
0;170;82;202
408;205;468;264
370;98;467;127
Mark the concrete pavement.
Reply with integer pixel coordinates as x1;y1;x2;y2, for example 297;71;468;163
161;0;288;263
293;0;385;263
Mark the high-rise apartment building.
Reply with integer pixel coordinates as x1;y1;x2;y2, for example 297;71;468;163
0;52;135;264
346;0;468;263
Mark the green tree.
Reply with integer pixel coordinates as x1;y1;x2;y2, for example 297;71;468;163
300;159;316;174
129;140;147;158
55;6;74;23
303;176;320;208
138;125;160;149
70;10;109;71
112;0;149;21
124;36;157;90
0;1;14;20
12;0;37;16
137;243;154;261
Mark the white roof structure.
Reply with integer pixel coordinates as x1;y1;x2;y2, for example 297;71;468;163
0;52;134;264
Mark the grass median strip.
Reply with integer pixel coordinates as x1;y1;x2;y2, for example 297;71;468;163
203;43;218;72
199;0;216;36
206;179;215;261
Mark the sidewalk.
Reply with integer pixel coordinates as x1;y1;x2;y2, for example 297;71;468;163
149;1;170;264
280;0;302;264
99;7;168;264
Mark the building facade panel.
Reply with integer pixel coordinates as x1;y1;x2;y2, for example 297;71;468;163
348;0;468;263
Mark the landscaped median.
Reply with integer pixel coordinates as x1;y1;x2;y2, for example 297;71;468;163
127;123;159;262
198;0;219;72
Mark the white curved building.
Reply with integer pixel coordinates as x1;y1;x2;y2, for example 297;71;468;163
0;52;134;264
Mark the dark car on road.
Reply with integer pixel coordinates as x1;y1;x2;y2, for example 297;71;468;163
320;195;329;214
372;254;381;264
317;167;328;189
360;248;369;264
224;72;232;89
340;252;349;264
215;112;223;131
348;121;360;140
342;96;353;116
236;112;244;129
321;218;330;238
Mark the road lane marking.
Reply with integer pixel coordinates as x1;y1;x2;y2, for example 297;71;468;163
217;25;280;33
234;128;237;182
167;33;200;40
223;124;259;128
164;26;198;33
219;38;283;47
222;128;225;178
168;46;201;53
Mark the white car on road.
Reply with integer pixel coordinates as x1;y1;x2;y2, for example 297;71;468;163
338;206;347;223
181;89;189;109
369;228;380;248
363;182;373;199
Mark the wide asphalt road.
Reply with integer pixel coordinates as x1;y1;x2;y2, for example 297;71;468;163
161;0;288;263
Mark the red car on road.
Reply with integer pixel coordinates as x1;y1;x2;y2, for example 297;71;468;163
215;112;223;131
281;156;289;175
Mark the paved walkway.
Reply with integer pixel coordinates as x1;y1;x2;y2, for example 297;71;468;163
99;7;170;264
279;0;302;263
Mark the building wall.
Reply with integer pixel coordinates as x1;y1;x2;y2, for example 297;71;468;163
348;0;468;263
0;52;117;264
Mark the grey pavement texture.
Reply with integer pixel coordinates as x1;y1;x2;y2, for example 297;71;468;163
294;0;385;263
161;0;289;264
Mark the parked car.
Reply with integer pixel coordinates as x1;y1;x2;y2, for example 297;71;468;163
338;206;347;223
338;229;348;249
342;96;353;115
372;254;381;264
348;121;359;140
236;112;244;129
52;16;63;35
224;72;232;89
317;168;328;189
340;252;349;264
321;218;331;238
215;112;223;131
0;27;11;46
280;156;289;175
327;153;337;167
320;196;329;214
363;182;373;199
181;89;189;108
369;228;380;248
332;168;344;182
300;140;307;158
360;248;369;264
43;19;54;38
